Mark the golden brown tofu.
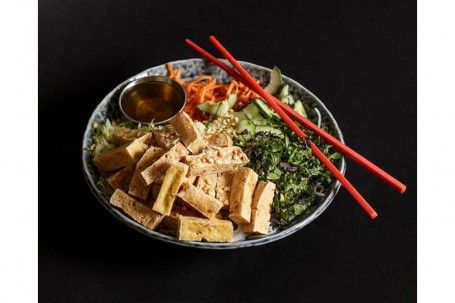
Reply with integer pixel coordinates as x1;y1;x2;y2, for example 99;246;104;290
160;205;200;231
185;175;197;185
112;128;150;145
170;111;206;154
151;184;161;200
177;183;223;219
184;147;249;177
128;147;165;200
106;164;135;191
152;162;189;215
110;189;163;230
177;216;233;242
152;127;180;150
229;167;258;224
216;172;234;209
195;174;218;197
244;181;276;234
141;143;188;185
93;135;150;172
204;132;233;147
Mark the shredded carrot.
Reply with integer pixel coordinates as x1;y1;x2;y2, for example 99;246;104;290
167;64;259;121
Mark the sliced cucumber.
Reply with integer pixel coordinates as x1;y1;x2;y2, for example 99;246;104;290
216;99;230;117
227;94;237;109
242;103;268;125
242;103;261;120
255;125;284;138
293;100;308;118
233;110;247;121
278;84;290;100
281;94;295;106
197;94;236;117
197;101;219;115
264;66;283;95
253;98;277;120
193;121;206;135
236;119;256;134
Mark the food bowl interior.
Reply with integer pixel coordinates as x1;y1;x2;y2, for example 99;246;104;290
82;58;346;249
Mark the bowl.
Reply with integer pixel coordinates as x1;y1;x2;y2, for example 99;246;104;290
119;75;186;125
82;58;346;249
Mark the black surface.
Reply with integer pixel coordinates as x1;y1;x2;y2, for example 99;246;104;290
39;0;416;302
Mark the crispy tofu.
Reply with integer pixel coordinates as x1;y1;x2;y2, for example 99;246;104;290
110;189;163;230
152;127;180;150
204;133;233;147
216;172;234;209
195;174;218;197
152;162;189;215
141;143;189;185
185;175;197;185
160;205;199;231
170;112;206;154
177;183;223;219
244;181;276;234
154;175;165;185
184;146;249;177
128;147;165;200
112;128;151;145
229;167;258;224
151;184;161;200
177;216;233;242
93;135;150;172
106;164;135;191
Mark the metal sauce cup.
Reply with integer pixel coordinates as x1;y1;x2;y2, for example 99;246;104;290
119;75;186;125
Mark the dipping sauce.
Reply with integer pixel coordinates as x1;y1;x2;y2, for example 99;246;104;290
119;76;186;125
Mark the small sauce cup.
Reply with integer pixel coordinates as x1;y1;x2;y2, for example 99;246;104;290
119;75;186;125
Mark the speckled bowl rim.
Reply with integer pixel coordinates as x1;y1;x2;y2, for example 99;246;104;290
82;58;346;249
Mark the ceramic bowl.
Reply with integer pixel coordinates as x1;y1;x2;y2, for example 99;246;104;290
82;58;346;249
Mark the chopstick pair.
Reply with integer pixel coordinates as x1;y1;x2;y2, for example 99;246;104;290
185;36;405;218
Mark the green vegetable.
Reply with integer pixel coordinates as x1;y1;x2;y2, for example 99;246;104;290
293;100;308;118
196;94;237;117
235;124;341;228
278;84;290;100
264;66;283;94
197;101;219;115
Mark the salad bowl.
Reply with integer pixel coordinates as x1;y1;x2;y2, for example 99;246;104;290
82;58;346;249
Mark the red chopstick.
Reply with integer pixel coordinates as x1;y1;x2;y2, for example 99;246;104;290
185;38;406;194
201;36;378;219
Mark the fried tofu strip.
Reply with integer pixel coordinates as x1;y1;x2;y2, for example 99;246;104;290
195;174;218;197
184;147;249;177
160;205;200;231
106;164;135;191
152;162;189;216
152;127;180;150
128;147;165;200
177;216;233;242
141;143;188;185
204;133;233;147
244;181;276;234
177;183;223;219
185;176;197;185
93;134;151;172
170;112;206;154
229;167;258;224
151;184;161;200
110;189;163;230
216;172;234;209
112;128;150;145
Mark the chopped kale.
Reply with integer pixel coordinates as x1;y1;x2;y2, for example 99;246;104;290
235;124;341;228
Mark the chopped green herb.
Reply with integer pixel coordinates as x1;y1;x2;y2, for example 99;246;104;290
235;124;341;228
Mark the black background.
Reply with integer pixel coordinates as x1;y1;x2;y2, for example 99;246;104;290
39;0;416;302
